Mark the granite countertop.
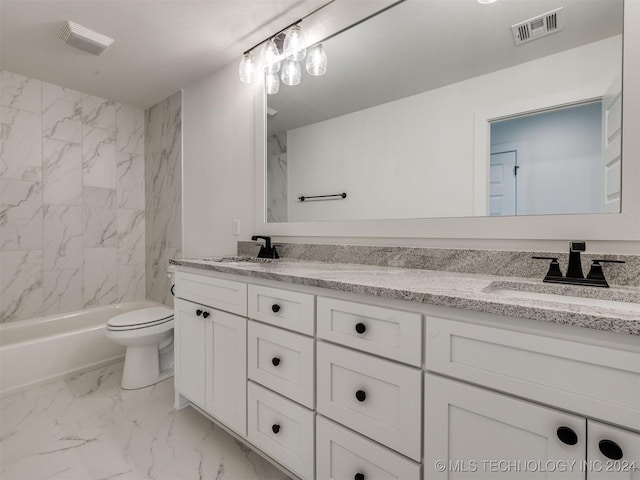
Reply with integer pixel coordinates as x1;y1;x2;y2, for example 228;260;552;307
170;256;640;336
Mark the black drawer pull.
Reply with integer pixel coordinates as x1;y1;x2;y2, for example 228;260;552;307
599;439;623;460
557;426;578;445
271;424;280;434
271;304;281;313
355;390;367;402
196;309;202;316
202;311;210;319
354;474;365;480
355;322;366;334
272;357;281;367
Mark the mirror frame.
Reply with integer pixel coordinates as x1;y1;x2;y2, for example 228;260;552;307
254;1;639;241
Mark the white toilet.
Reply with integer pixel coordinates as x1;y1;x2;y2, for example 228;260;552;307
106;306;174;390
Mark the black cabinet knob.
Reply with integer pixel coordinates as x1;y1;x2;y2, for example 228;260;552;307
202;311;210;319
355;322;366;334
196;309;202;316
271;304;281;313
355;390;367;402
354;473;365;480
557;427;578;445
271;424;280;434
272;357;281;367
599;439;623;460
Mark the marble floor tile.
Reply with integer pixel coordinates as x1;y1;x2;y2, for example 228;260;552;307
0;363;289;480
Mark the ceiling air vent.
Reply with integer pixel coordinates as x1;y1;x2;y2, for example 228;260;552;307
59;21;114;55
512;7;564;46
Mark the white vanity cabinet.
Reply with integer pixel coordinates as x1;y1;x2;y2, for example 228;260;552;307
174;297;206;407
173;272;247;436
173;266;639;480
425;373;587;479
424;315;640;480
425;373;640;480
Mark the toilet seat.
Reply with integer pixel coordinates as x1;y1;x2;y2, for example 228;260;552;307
107;306;174;331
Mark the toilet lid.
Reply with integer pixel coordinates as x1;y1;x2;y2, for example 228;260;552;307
108;306;174;328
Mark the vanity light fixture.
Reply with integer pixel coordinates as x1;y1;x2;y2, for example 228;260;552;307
238;0;335;93
239;52;257;84
306;43;327;76
266;71;280;94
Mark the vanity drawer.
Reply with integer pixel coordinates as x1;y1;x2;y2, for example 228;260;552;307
247;321;315;408
317;296;422;366
247;382;315;480
175;271;247;316
425;316;640;431
316;342;422;461
248;284;315;335
316;415;421;480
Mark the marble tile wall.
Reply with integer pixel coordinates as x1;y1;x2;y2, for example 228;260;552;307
267;133;287;223
145;91;182;307
1;71;146;322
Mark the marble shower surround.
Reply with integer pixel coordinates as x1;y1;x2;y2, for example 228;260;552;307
1;71;146;322
145;91;182;307
266;133;287;223
237;241;640;287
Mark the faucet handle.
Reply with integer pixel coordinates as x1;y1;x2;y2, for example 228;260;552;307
586;259;625;287
532;256;563;278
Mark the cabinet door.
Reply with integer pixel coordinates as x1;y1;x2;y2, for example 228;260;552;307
587;420;640;480
425;373;586;479
205;308;247;436
174;298;206;408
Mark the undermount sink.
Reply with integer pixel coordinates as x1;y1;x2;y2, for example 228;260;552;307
202;256;274;264
490;288;640;313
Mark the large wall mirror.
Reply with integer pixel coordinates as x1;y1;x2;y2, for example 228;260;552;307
265;0;623;224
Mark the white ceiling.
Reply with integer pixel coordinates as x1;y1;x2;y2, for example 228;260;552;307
267;0;623;135
0;0;337;109
0;0;623;112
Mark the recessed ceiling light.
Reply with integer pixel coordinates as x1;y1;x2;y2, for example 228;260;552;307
478;0;498;4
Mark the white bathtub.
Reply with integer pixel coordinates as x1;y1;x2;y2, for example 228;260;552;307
0;301;166;398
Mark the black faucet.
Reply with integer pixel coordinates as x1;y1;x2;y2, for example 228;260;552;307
566;241;586;279
533;241;624;288
251;235;279;259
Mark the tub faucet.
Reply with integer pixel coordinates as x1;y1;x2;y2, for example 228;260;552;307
251;235;279;259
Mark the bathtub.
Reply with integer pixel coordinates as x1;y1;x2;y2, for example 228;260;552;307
0;301;166;398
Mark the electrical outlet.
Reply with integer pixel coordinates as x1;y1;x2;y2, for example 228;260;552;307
232;219;240;236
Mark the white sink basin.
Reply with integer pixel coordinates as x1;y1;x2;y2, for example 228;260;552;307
491;288;640;313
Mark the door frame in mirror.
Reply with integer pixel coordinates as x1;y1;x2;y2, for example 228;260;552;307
254;1;639;241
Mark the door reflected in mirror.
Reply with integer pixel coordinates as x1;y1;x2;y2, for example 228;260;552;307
265;0;623;223
488;98;620;216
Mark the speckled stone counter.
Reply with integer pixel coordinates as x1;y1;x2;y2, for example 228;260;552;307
170;257;640;336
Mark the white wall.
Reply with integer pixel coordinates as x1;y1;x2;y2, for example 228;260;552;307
182;62;257;257
183;8;639;255
286;37;620;222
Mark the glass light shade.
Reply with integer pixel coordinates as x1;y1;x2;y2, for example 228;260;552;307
306;44;327;76
266;72;280;95
283;25;306;61
281;60;301;86
238;52;256;84
262;39;280;74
